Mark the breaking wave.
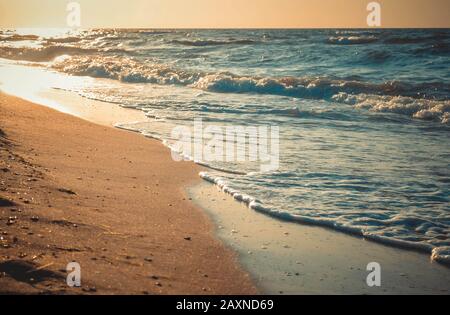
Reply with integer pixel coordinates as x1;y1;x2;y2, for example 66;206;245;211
332;93;450;124
51;55;448;97
49;55;450;123
327;36;379;45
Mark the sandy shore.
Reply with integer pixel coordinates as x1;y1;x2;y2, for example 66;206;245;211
0;92;257;294
1;81;449;295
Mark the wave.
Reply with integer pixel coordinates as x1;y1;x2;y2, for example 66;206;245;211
48;55;450;124
414;42;450;56
183;103;261;117
332;93;450;124
327;36;379;45
50;55;449;99
384;37;430;45
328;33;449;46
170;39;259;46
193;73;450;101
432;247;450;266
115;29;179;35
0;34;40;42
45;37;82;44
364;50;391;63
384;34;449;45
0;45;99;62
203;106;354;122
199;171;450;265
52;55;204;84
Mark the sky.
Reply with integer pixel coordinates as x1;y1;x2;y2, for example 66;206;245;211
0;0;449;28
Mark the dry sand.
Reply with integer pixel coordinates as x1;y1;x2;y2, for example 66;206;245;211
0;92;257;294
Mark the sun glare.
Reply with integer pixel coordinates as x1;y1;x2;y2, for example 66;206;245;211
14;28;73;38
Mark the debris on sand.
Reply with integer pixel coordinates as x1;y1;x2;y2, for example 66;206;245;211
57;188;77;195
0;197;15;207
7;216;17;225
0;260;63;284
82;286;97;293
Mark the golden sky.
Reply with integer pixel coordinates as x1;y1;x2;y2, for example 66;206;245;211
0;0;449;28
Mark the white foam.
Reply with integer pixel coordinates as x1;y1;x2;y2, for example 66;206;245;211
327;36;379;45
199;170;450;265
332;92;450;124
432;247;450;265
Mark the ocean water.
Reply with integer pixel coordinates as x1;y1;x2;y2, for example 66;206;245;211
1;29;449;263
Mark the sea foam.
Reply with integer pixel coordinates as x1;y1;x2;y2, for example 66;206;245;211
199;171;450;264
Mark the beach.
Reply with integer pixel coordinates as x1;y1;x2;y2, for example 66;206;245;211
0;92;256;294
1;89;449;295
0;28;449;295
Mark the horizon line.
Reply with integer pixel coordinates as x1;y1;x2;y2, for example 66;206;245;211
3;27;450;30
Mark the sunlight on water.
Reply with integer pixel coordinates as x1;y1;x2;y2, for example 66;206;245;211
0;60;93;114
14;28;75;38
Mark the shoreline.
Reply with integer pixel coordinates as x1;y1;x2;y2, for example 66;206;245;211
1;65;449;294
189;183;450;294
0;91;257;294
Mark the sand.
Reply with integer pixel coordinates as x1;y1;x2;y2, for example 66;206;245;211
0;92;257;294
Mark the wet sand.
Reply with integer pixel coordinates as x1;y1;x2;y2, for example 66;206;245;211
0;92;257;294
190;183;450;295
